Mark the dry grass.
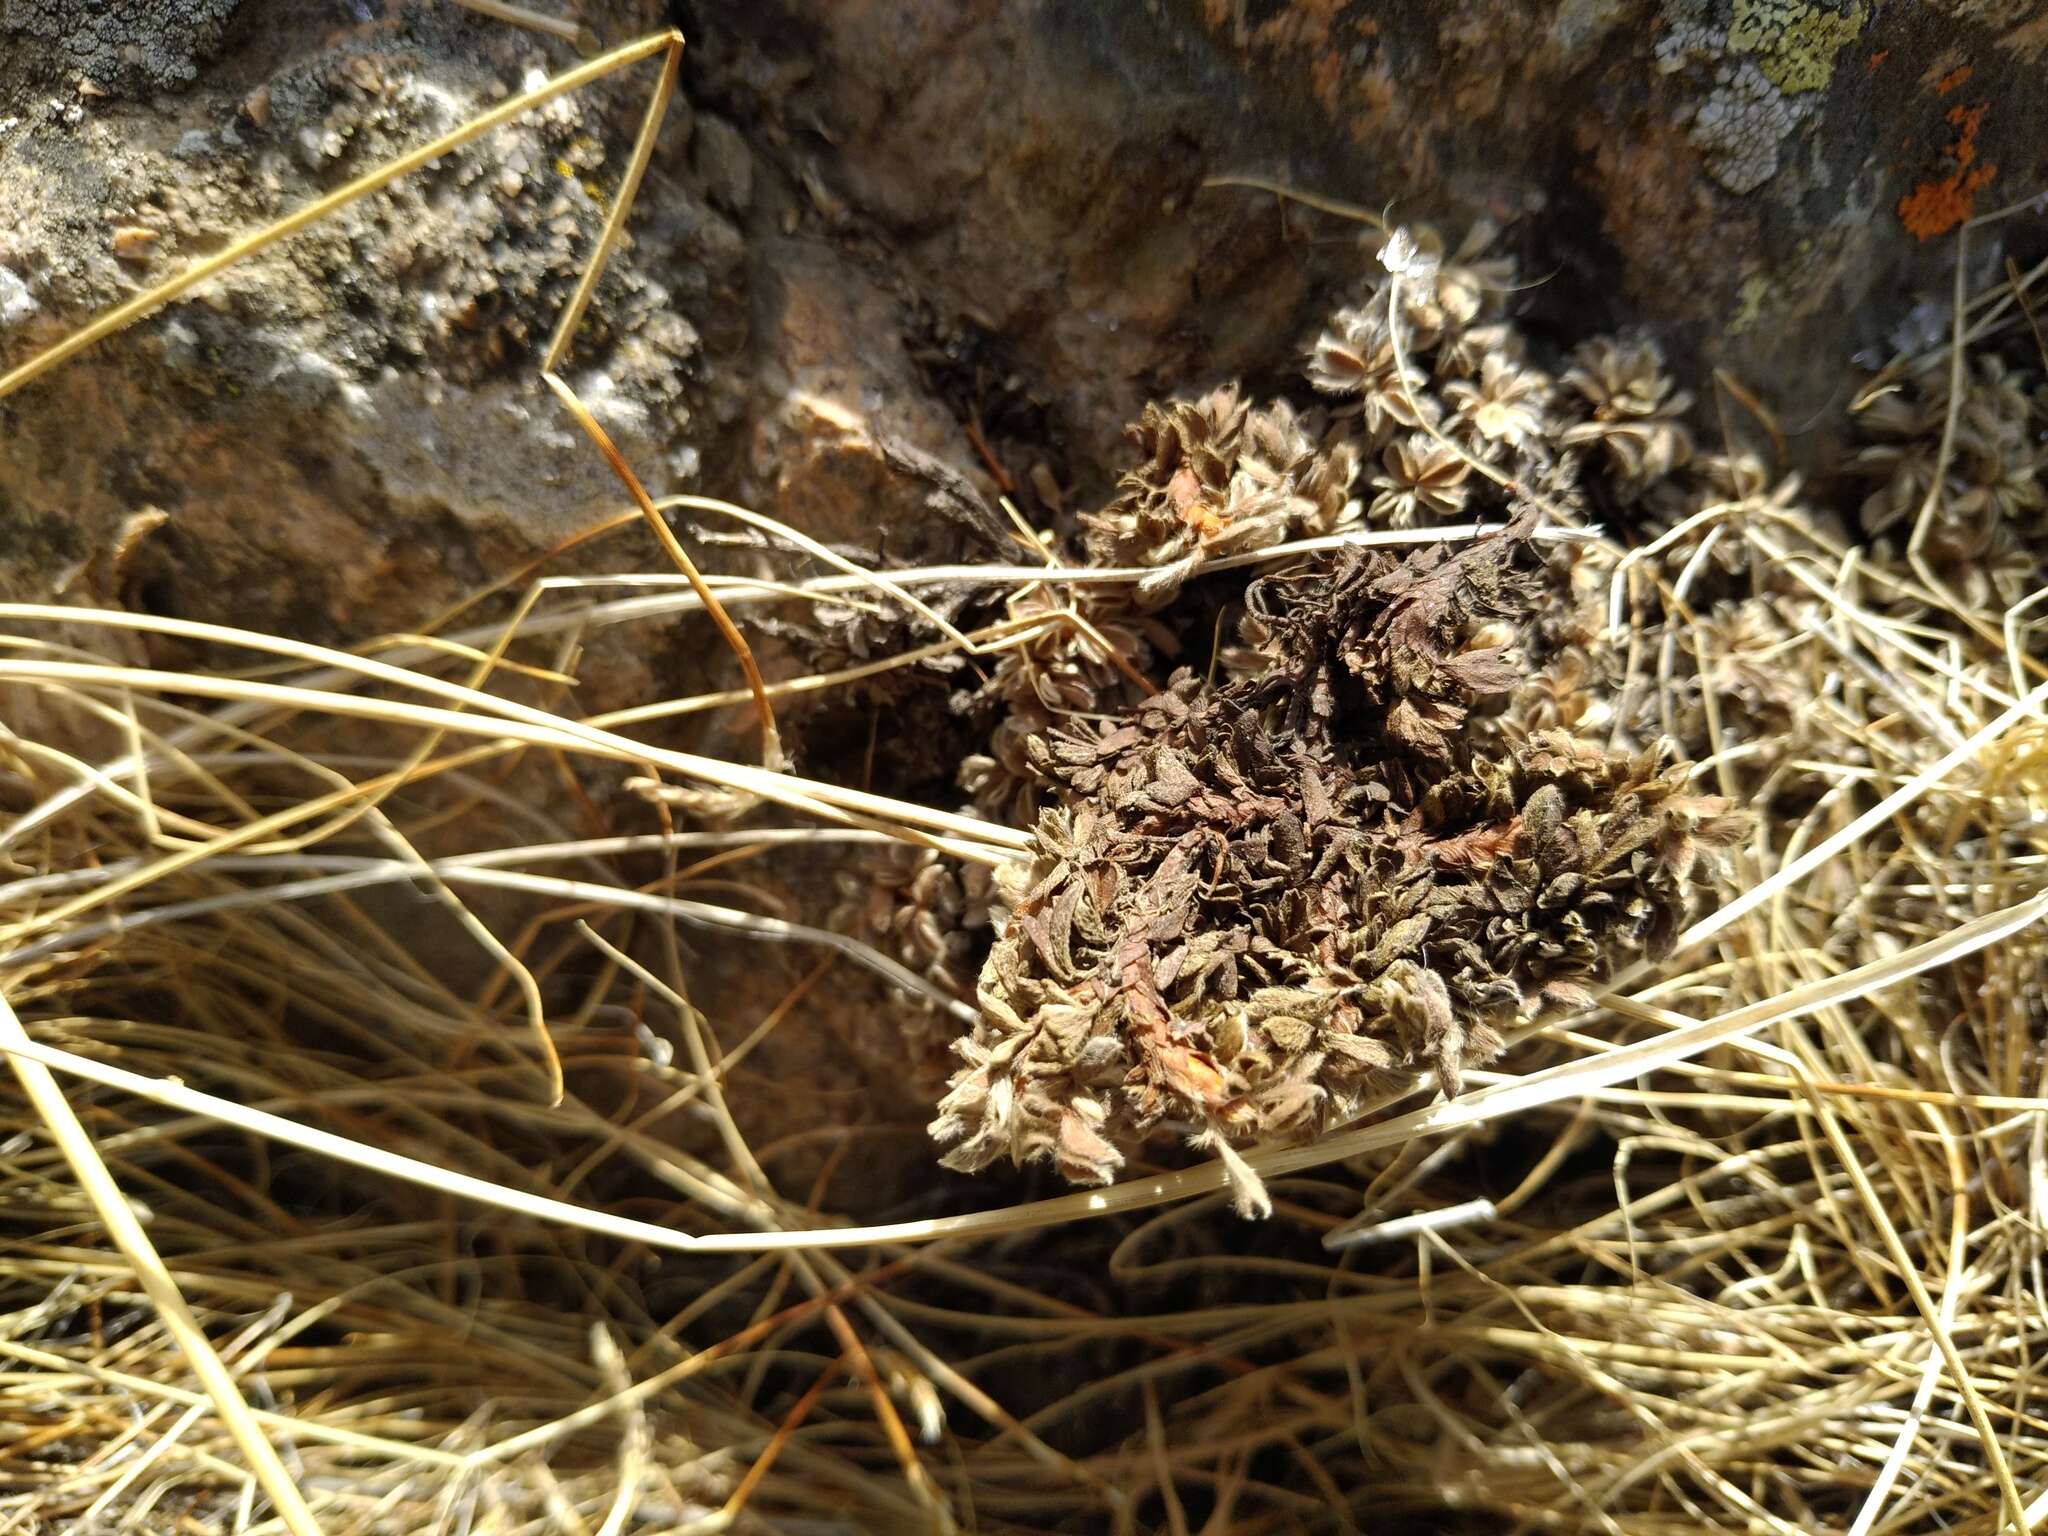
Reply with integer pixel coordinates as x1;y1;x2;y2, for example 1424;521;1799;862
1;19;2047;1536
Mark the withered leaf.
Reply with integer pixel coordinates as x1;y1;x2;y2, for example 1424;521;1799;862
1442;647;1522;695
1144;748;1202;810
1386;695;1467;756
1055;1110;1124;1184
1428;820;1520;870
1019;879;1084;982
1362;913;1432;974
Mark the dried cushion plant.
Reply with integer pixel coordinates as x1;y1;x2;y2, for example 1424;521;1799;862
942;223;1706;839
1079;385;1360;608
930;512;1749;1207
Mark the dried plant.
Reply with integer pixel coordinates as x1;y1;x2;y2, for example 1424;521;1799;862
1309;223;1513;396
1676;595;1810;746
830;841;997;1009
1509;643;1613;738
1369;429;1474;527
954;584;1174;824
989;585;1169;717
1079;388;1359;607
1851;354;2046;607
1308;304;1439;446
1377;221;1515;360
1559;334;1694;494
957;710;1046;827
930;516;1747;1201
1442;348;1557;462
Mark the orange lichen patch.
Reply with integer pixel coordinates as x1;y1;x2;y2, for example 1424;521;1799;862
1897;102;1996;241
1867;49;1888;72
1933;64;1974;95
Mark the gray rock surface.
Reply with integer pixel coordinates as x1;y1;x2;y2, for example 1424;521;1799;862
3;0;245;95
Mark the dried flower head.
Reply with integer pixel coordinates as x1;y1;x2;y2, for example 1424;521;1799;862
958;735;1028;828
993;585;1170;717
831;842;996;1008
1090;384;1249;562
1237;399;1362;539
1307;305;1438;445
931;518;1748;1194
957;585;1173;826
1510;646;1613;740
1442;351;1557;462
1560;335;1694;494
1370;431;1473;528
1685;597;1807;738
1849;355;2046;607
1081;389;1360;607
1435;320;1521;381
1307;224;1521;483
1376;222;1515;356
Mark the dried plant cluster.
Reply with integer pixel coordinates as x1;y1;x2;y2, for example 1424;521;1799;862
1305;228;1691;511
948;223;1705;834
854;234;2048;1529
1850;353;2048;608
1078;385;1359;603
886;223;1755;1181
931;519;1747;1193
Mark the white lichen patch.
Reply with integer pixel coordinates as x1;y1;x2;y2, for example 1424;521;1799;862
1690;58;1817;193
2;0;244;95
1657;0;1864;194
1655;0;1725;72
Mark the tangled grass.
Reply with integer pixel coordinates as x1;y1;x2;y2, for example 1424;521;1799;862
5;405;2048;1531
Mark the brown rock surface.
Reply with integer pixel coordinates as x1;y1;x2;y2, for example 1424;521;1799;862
6;0;2044;615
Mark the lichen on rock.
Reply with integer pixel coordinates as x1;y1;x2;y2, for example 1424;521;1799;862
1687;57;1816;194
1727;0;1868;93
2;0;245;95
1658;0;1867;194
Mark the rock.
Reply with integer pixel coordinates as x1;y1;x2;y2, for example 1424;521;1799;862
8;0;2042;618
691;114;754;215
0;267;36;327
705;0;2048;477
747;239;988;559
0;3;743;652
0;0;245;97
